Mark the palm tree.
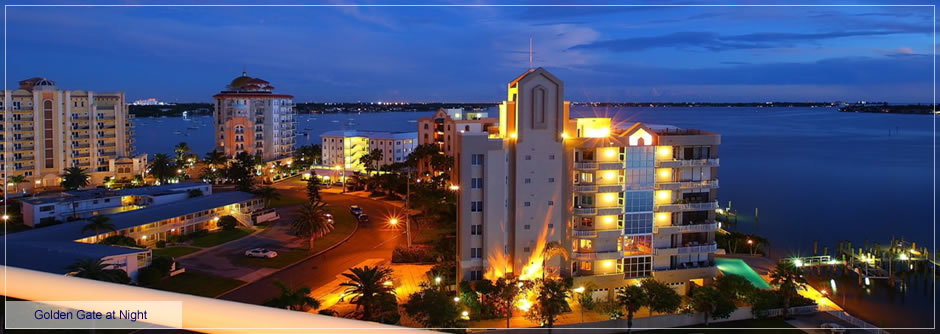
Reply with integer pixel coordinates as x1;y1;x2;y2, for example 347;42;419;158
9;175;26;193
60;166;90;190
527;278;572;328
541;241;568;280
66;258;130;284
149;153;176;184
616;285;648;333
641;278;681;316
203;149;228;168
340;265;396;322
82;215;117;242
306;175;321;202
690;286;724;327
173;142;191;166
252;186;281;208
264;279;320;311
769;260;808;319
290;201;334;250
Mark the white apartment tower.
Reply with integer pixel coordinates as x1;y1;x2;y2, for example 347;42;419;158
213;72;295;161
456;68;720;296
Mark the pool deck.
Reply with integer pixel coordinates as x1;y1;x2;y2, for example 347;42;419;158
718;254;844;312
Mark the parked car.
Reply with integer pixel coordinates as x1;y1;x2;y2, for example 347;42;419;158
322;213;334;222
357;214;370;224
333;181;344;187
244;248;278;258
349;205;363;216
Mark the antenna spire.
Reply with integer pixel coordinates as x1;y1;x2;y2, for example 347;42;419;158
529;38;533;69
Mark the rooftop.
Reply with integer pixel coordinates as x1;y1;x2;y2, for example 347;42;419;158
22;182;207;205
9;191;256;242
1;241;146;275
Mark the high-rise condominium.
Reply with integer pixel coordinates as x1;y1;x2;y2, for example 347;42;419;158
2;77;142;192
455;68;720;297
213;72;295;161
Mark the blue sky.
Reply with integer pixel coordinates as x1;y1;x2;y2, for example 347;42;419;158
3;1;936;102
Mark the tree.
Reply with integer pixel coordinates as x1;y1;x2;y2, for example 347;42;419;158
404;285;461;328
574;282;597;323
60;166;90;190
689;286;736;327
66;258;130;284
526;277;572;328
290;201;333;250
595;299;623;320
226;152;257;191
769;260;807;319
306;174;321;202
340;265;397;322
264;279;320;311
617;285;648;333
361;148;384;174
173;142;192;166
9;175;26;193
489;276;533;328
640;278;681;316
98;235;139;247
82;215;116;242
714;274;756;302
252;186;281;207
203;149;227;168
218;215;239;231
541;241;568;280
149;153;176;184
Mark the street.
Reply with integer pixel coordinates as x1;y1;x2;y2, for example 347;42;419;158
214;178;406;305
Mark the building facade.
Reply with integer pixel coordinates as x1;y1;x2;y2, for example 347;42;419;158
213;72;295;161
455;68;720;297
320;130;417;172
417;108;497;177
1;77;143;192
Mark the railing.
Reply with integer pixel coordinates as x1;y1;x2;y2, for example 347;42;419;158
657;222;718;234
825;310;889;334
573;161;597;169
656;158;720;168
655;260;716;272
655;201;719;212
0;265;426;333
654;243;717;256
656;179;719;190
573;184;597;192
598;162;622;170
572;229;598;238
597;184;623;193
572;250;622;261
14;145;35;151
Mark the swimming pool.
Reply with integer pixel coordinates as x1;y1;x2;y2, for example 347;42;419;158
715;258;773;289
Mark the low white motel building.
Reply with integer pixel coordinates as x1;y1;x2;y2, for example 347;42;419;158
454;68;720;298
4;184;263;280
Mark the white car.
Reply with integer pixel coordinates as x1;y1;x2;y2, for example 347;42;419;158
245;248;278;258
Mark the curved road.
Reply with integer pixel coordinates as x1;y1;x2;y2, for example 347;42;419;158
218;183;405;305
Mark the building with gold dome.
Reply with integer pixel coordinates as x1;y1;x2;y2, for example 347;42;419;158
2;77;144;193
213;71;295;161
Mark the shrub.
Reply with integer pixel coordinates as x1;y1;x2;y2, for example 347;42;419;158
98;235;139;247
151;256;174;275
136;266;164;286
155;240;167;248
218;216;239;231
385;193;402;201
392;245;435;263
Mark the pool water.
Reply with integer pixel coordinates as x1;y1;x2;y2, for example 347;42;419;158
715;258;773;290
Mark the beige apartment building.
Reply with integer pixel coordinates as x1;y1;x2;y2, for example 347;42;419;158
213;71;295;161
1;77;143;192
417;108;497;177
455;68;720;297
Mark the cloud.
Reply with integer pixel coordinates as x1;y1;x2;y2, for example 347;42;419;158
570;29;928;52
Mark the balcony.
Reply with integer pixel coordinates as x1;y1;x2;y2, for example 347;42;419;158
14;155;35;161
14;127;34;132
598;162;622;170
13;145;35;152
573;205;623;216
573;161;597;170
572;250;622;261
656;179;719;190
654;201;718;213
573;229;598;238
656;158;720;168
653;242;718;256
655;222;719;234
573;184;597;193
73;143;90;149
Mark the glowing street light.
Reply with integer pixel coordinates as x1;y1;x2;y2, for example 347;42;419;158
2;214;9;221
453;297;460;302
434;276;442;284
449;184;460;191
573;286;585;293
389;218;399;226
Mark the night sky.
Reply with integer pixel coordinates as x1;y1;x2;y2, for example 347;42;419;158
3;1;936;103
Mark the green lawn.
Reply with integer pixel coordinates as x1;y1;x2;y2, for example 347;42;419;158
268;194;308;208
413;225;456;244
190;228;254;248
148;271;245;298
152;247;201;258
634;318;800;334
234;205;357;269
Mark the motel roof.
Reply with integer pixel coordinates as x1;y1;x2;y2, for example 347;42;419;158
1;241;146;275
22;182;208;205
8;191;257;242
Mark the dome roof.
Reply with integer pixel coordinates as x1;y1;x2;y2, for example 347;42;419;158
226;71;272;92
229;71;253;89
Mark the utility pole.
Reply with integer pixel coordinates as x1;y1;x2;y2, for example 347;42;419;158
404;170;413;247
